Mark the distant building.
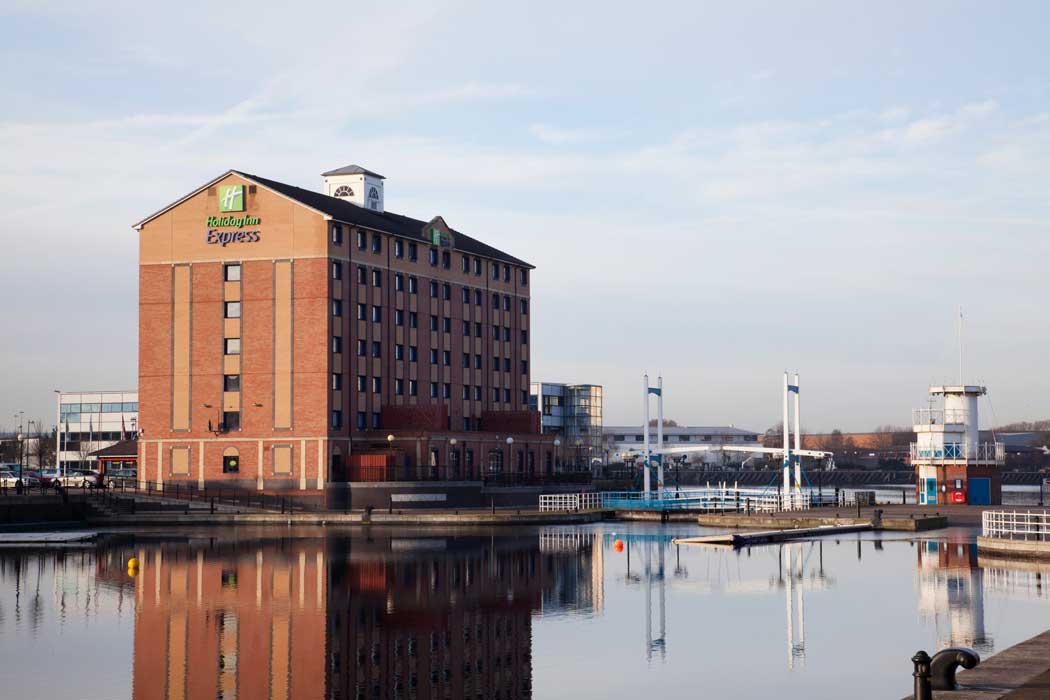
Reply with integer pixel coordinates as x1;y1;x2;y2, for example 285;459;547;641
58;391;138;470
530;383;603;470
912;385;1003;505
603;425;762;467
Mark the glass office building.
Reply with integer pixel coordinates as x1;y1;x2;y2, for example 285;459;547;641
58;391;138;470
530;383;603;471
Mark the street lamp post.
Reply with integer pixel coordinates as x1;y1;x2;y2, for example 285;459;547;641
505;437;514;478
553;439;561;475
449;437;458;480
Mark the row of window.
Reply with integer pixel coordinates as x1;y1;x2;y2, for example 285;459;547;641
333;337;527;366
333;372;528;401
331;392;528;431
334;263;529;314
331;224;528;286
60;402;138;414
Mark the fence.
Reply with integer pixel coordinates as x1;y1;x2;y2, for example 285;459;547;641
88;480;325;514
539;487;833;513
982;510;1050;540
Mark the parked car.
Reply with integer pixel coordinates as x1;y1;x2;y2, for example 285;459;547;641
0;470;41;488
104;468;138;490
32;470;62;487
53;470;102;489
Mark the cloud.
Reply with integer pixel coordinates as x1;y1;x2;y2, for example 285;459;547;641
528;124;623;145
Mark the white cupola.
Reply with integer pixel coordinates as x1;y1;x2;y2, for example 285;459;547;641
321;164;385;213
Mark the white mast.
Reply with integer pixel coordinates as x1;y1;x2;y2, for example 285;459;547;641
793;372;802;493
782;372;791;497
643;373;651;496
657;375;664;492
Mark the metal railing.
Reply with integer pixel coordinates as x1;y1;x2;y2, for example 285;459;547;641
912;408;969;426
910;442;1004;463
539;487;830;513
88;480;325;514
982;509;1050;540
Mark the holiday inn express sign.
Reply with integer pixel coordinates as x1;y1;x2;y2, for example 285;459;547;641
207;185;262;246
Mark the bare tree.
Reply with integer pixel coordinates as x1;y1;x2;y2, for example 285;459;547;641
647;419;679;427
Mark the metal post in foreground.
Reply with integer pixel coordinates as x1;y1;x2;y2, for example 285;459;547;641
912;651;932;700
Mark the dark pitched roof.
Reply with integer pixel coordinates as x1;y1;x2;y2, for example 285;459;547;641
239;171;533;268
90;439;138;458
321;164;385;179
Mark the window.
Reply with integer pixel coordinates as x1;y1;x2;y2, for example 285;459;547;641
474;354;482;369
357;230;366;250
332;261;342;280
521;330;528;345
409;312;418;328
474;322;482;337
462;385;470;399
504;388;511;403
371;341;381;358
331;373;342;390
409;346;418;362
522;390;528;405
357;303;366;320
372;377;381;393
224;301;241;319
395;273;404;291
443;383;451;399
441;251;450;269
408;276;418;294
462;255;470;273
442;317;451;333
474;386;482;400
356;339;366;356
473;257;482;275
332;336;343;353
429;248;438;266
223;449;240;473
462;353;470;368
520;268;528;285
332;224;343;245
461;288;470;303
272;445;292;474
395;344;404;360
474;289;482;306
492;387;500;402
492;326;500;340
409;379;418;396
429;348;438;364
371;305;382;323
395;309;404;326
332;409;343;429
442;350;451;366
224;374;240;391
225;263;241;282
356;412;366;429
332;300;342;317
503;358;511;372
491;263;499;280
503;327;511;341
224;338;241;355
492;293;499;310
462;320;470;336
372;269;382;287
520;299;528;314
503;264;510;281
395;239;404;258
356;265;366;284
395;378;404;396
430;281;438;298
372;233;381;253
430;315;438;332
503;296;510;312
521;360;528;374
223;411;241;431
442;283;450;300
408;242;418;261
356;375;366;392
430;382;438;398
372;412;381;429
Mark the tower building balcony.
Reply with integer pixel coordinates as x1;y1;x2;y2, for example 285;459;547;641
910;441;1004;464
912;407;969;428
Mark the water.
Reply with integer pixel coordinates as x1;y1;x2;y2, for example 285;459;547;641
1;523;1049;700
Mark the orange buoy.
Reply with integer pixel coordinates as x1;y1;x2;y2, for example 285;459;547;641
614;539;624;552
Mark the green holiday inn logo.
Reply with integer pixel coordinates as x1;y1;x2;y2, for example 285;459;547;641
218;184;245;212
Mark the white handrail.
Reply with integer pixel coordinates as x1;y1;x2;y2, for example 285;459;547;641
982;509;1050;540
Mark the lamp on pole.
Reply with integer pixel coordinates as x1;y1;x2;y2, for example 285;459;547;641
553;439;561;474
505;436;514;475
449;438;458;479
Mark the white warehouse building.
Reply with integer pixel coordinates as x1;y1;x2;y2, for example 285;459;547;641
603;425;763;467
58;391;138;470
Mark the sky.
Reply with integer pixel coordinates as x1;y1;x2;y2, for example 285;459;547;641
1;1;1049;434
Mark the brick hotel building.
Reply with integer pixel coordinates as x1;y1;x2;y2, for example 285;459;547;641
134;165;559;506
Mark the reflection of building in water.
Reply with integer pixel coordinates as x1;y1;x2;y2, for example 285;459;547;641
916;537;991;653
131;537;328;700
326;535;548;700
538;531;604;614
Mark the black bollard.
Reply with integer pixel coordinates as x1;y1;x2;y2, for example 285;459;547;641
912;650;932;700
930;647;979;690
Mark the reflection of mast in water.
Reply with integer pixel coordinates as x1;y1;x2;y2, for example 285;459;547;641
782;544;805;669
916;539;990;653
644;538;667;662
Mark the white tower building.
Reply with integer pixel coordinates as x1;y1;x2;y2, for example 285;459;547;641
912;385;1004;505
